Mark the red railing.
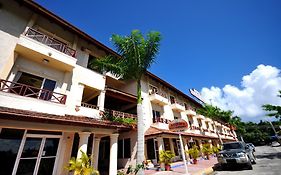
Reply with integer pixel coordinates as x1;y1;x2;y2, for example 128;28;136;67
0;79;67;104
104;108;137;119
25;27;76;58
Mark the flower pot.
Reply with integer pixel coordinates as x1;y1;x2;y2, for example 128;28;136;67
165;164;171;171
193;159;198;164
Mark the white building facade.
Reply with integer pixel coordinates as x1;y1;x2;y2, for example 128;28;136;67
0;1;237;175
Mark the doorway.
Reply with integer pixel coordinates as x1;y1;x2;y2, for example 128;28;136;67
12;134;61;175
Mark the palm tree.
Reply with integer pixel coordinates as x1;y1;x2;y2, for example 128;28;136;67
262;90;281;119
89;30;161;174
197;104;224;144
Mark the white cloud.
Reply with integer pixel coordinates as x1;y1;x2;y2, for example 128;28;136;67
200;64;281;122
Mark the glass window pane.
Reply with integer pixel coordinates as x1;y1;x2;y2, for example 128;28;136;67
42;138;59;157
0;128;24;175
118;140;123;158
21;138;42;158
16;159;36;175
37;157;56;175
124;139;131;158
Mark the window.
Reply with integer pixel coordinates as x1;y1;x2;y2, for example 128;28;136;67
205;122;209;129
13;72;56;100
184;103;188;110
152;110;161;123
188;116;193;126
163;138;171;151
118;138;131;159
170;96;175;104
148;85;158;95
197;119;202;127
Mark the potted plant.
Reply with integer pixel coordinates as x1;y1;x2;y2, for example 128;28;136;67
212;146;220;157
159;150;175;171
202;144;213;160
187;146;200;164
66;150;99;175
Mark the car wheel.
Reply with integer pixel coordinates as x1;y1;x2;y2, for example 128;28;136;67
252;153;256;164
247;163;253;170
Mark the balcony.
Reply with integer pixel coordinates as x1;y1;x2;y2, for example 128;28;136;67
149;91;169;106
25;28;76;58
104;108;137;119
170;102;185;112
15;27;77;71
0;79;66;104
185;108;196;116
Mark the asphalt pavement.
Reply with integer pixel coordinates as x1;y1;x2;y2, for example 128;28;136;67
212;143;281;175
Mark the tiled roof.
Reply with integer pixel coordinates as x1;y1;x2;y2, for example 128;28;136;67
145;126;222;139
0;106;132;130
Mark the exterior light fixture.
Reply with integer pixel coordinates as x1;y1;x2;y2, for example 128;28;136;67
42;58;49;64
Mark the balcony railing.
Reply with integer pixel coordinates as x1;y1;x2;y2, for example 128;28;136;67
149;89;167;98
104;108;137;119
81;102;99;110
0;79;67;104
153;117;172;124
25;27;76;58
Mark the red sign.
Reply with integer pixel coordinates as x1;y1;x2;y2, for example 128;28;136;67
169;119;188;132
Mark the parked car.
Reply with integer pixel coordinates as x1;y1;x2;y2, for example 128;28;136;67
217;141;256;170
246;143;255;152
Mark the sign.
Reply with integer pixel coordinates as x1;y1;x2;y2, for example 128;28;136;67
169;119;188;132
189;88;205;103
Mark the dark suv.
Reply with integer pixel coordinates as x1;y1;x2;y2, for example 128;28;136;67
217;141;256;170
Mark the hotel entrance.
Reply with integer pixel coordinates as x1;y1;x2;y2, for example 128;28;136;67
0;128;61;175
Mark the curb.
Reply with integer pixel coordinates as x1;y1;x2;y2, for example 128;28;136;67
192;166;214;175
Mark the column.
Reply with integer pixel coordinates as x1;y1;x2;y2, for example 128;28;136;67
208;139;213;148
77;132;91;159
157;137;164;152
169;138;175;154
97;90;106;111
182;138;190;162
109;133;119;175
92;137;101;169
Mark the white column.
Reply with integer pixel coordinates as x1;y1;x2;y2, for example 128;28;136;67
157;137;164;152
179;134;189;174
92;137;101;169
109;133;119;175
98;90;106;111
182;138;190;161
77;132;90;159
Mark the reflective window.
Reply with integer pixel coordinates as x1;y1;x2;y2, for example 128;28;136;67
0;128;24;175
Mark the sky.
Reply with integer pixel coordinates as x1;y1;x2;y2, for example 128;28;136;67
36;0;281;122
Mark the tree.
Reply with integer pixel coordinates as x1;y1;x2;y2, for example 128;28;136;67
90;30;161;174
197;104;224;144
262;90;281;119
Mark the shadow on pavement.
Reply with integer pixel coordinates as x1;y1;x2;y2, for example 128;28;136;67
212;163;253;172
255;152;281;159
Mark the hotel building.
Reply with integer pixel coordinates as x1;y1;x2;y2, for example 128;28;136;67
0;1;237;175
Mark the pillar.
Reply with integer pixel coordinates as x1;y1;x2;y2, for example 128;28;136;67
92;137;101;169
157;137;164;152
97;90;106;111
77;132;91;159
182;138;189;161
109;133;119;175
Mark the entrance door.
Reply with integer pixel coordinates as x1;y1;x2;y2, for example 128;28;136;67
12;134;60;175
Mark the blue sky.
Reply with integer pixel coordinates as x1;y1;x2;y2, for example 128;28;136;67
36;0;281;121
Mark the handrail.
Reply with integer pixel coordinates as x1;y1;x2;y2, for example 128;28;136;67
81;102;99;110
25;27;76;58
104;108;137;119
0;79;67;104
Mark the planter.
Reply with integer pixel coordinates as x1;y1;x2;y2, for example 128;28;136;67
165;164;171;171
193;159;198;164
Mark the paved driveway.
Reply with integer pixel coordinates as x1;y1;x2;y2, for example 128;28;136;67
212;144;281;175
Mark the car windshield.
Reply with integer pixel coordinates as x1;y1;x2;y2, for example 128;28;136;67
223;143;242;150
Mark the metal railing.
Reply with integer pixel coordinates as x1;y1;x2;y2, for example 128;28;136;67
148;89;168;99
0;79;67;104
25;27;76;58
104;108;137;119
